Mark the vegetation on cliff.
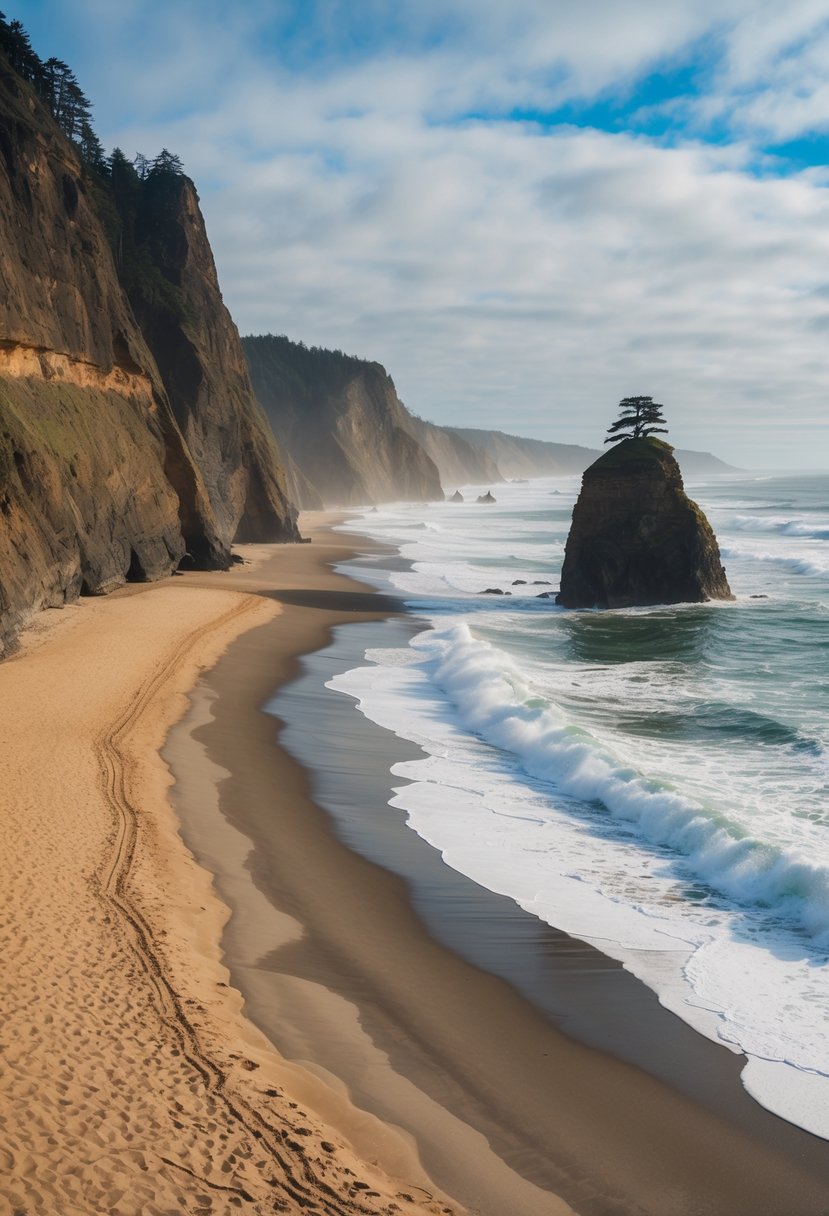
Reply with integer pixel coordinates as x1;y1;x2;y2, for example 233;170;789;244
1;13;200;326
0;13;297;653
0;12;99;155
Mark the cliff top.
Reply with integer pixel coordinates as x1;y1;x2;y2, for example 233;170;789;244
591;435;675;472
242;333;386;402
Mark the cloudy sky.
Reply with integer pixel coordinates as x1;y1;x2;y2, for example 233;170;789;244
21;0;829;467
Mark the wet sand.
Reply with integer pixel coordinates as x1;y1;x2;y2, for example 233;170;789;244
168;519;829;1216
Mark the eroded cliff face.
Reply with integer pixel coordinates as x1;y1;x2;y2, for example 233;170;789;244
449;428;598;479
243;335;443;507
0;61;296;654
556;438;733;608
0;72;189;651
124;176;297;544
404;415;501;489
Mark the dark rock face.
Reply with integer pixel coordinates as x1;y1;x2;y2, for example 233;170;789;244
556;439;733;609
0;65;297;655
243;335;443;507
125;178;298;547
0;73;190;652
448;490;464;502
477;491;497;504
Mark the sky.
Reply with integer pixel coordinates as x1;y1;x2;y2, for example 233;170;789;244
18;0;829;468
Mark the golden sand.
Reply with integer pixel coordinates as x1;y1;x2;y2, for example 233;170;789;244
0;541;463;1215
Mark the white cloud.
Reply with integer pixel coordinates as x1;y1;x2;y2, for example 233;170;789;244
23;0;829;466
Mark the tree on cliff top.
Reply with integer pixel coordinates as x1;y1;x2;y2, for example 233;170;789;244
604;397;668;444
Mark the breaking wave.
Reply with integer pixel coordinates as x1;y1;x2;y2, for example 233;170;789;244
732;515;829;541
414;622;829;942
720;546;829;577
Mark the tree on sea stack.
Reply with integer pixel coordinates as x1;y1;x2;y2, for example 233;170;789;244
556;403;733;609
605;397;668;444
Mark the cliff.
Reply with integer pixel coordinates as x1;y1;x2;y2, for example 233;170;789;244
242;335;740;509
243;335;444;507
0;47;296;655
449;428;598;478
404;415;501;488
450;427;739;481
120;170;297;545
556;438;733;608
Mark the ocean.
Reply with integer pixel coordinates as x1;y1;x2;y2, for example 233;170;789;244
322;469;829;1141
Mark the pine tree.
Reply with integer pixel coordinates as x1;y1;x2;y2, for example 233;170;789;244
78;119;106;172
604;397;668;444
149;148;184;177
4;18;39;79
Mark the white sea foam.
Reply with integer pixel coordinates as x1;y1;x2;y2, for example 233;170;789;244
732;514;829;540
329;639;829;1138
720;545;829;578
410;622;829;941
332;472;829;1138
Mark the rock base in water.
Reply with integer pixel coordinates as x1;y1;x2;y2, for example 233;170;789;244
556;438;733;608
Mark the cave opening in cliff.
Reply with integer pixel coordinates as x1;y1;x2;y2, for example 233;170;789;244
125;547;147;583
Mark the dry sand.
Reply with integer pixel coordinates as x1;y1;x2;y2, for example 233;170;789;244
0;527;467;1216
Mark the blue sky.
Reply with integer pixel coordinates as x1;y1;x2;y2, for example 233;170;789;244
17;0;829;467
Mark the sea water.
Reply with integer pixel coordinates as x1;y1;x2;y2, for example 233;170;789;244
328;469;829;1140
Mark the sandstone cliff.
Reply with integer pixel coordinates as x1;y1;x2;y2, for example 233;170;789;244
243;335;444;507
121;171;297;545
556;438;733;608
0;49;296;654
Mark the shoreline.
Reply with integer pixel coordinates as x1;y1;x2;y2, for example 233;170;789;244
169;520;829;1215
3;515;828;1215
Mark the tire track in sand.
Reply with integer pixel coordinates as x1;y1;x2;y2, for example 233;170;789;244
94;592;450;1216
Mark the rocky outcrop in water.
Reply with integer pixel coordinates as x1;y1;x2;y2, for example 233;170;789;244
0;50;297;655
556;439;733;608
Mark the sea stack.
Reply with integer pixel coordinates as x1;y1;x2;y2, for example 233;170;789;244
556;438;733;608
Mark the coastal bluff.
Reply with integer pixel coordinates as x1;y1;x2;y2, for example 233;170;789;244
0;51;297;655
244;334;450;508
556;438;733;608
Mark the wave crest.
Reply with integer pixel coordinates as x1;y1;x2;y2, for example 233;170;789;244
733;515;829;541
414;623;829;941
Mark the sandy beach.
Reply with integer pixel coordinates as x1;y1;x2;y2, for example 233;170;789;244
3;516;829;1216
0;524;466;1216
